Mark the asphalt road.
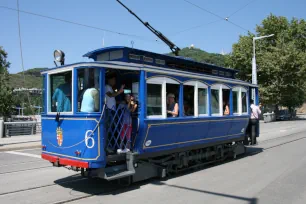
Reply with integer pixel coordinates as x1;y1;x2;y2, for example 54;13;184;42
1;120;306;204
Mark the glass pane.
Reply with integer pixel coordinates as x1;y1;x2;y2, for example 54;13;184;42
242;91;247;113
50;71;72;112
198;88;207;115
233;91;239;113
78;68;100;112
184;85;194;116
147;84;162;116
211;89;219;114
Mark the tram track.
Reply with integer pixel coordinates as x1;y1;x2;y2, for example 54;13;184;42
0;165;52;175
1;129;306;204
0;175;86;196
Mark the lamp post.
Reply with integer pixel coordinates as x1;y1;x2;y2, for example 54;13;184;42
252;34;274;102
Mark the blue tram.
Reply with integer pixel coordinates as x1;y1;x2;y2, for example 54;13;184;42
41;46;259;183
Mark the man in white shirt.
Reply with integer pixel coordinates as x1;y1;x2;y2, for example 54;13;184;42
105;74;124;154
105;75;125;110
249;99;261;145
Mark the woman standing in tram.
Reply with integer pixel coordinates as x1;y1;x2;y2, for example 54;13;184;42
117;94;137;153
167;93;179;117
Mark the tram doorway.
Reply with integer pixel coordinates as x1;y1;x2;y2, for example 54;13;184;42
104;69;140;154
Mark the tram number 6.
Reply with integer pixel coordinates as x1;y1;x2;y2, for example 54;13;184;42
85;130;95;149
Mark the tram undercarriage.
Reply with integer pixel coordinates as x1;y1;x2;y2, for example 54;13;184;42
78;139;246;185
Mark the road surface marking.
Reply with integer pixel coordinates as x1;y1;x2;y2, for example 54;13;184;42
5;151;41;159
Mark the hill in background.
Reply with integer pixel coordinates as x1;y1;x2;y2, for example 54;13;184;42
9;68;47;89
167;47;227;67
9;47;227;89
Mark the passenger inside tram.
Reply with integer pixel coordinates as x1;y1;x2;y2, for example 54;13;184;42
80;79;99;112
222;90;230;115
104;70;140;154
51;72;72;112
167;93;179;117
77;68;100;112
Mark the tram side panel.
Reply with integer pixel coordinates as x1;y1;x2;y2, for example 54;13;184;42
135;116;249;154
41;117;106;168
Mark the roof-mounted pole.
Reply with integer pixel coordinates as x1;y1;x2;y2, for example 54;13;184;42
116;0;180;56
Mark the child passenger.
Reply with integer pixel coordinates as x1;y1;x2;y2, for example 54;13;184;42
117;94;137;154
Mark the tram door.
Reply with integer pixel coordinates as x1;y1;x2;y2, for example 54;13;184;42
104;70;140;154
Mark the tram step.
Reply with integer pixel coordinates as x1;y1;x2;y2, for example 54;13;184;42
105;170;135;181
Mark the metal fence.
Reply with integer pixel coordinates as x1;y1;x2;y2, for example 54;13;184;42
3;121;41;137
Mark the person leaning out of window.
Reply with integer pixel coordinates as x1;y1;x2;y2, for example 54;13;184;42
167;93;179;117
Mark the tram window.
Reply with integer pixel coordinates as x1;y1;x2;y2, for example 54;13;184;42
233;90;239;114
184;85;194;116
166;84;179;117
50;71;72;112
211;89;219;114
147;84;162;116
242;91;247;113
222;89;230;115
77;68;100;112
198;88;207;115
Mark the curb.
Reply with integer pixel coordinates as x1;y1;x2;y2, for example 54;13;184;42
0;144;41;152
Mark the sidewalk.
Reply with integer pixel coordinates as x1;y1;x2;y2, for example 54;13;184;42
0;134;41;152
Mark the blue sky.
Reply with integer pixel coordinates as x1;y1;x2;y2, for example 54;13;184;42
1;0;305;73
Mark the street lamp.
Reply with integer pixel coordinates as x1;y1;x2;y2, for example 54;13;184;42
252;34;274;102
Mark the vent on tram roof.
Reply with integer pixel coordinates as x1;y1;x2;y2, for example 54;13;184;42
155;59;165;65
212;70;218;75
143;56;153;63
226;72;232;77
129;54;140;60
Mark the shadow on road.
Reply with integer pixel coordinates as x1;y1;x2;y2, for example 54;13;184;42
54;146;263;202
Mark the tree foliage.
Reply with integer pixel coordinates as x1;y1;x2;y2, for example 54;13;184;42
0;46;14;117
226;14;306;109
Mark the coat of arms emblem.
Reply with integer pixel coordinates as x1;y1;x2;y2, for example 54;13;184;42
56;127;63;146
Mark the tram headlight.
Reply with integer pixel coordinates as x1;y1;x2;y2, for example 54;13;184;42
54;50;65;65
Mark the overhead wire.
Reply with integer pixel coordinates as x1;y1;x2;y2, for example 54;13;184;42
183;0;252;33
0;5;162;44
16;0;35;116
227;0;259;18
171;19;222;36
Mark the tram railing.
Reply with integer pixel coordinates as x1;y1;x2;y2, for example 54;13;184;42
105;106;132;152
3;121;41;137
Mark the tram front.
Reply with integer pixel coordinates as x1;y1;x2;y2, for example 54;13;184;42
41;64;109;170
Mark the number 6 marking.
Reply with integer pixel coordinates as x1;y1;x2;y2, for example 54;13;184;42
85;130;95;149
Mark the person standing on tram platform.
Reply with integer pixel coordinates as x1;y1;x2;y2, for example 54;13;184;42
250;99;261;145
104;73;125;153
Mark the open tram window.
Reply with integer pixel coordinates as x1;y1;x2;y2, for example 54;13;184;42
222;89;230;115
183;85;194;116
242;88;248;114
166;84;179;117
211;84;230;116
49;71;72;113
77;68;100;113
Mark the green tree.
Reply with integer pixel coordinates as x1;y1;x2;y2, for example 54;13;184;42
226;14;306;110
0;46;14;118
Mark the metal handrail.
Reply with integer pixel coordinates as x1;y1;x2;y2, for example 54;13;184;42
3;121;41;137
